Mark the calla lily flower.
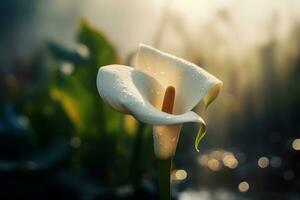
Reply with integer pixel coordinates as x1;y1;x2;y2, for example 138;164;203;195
97;44;222;159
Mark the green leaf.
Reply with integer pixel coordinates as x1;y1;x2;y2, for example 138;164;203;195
47;41;87;64
78;19;119;67
51;65;106;136
49;19;121;137
194;124;206;152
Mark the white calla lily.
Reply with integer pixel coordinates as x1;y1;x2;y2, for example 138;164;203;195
97;44;222;159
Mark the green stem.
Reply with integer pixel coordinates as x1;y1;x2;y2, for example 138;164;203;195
130;123;146;183
157;158;172;200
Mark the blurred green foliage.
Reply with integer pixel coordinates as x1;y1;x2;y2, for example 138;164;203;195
0;20;153;190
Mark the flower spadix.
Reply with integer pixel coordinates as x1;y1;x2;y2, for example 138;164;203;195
97;44;222;159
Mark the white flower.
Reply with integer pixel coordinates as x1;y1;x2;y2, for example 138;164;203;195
97;44;222;159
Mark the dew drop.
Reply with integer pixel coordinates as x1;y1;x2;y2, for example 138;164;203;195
172;137;177;142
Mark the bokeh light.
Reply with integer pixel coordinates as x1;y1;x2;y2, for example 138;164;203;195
222;153;238;169
292;139;300;150
270;156;282;168
283;170;295;181
60;62;74;76
207;158;221;171
172;169;188;181
198;150;240;170
198;154;209;166
258;157;269;168
238;181;250;192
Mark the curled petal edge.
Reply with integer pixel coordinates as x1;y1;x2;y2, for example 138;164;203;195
136;44;223;114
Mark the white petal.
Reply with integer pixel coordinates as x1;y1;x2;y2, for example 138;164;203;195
153;124;182;159
97;64;205;125
97;64;207;159
152;122;206;159
135;44;223;114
